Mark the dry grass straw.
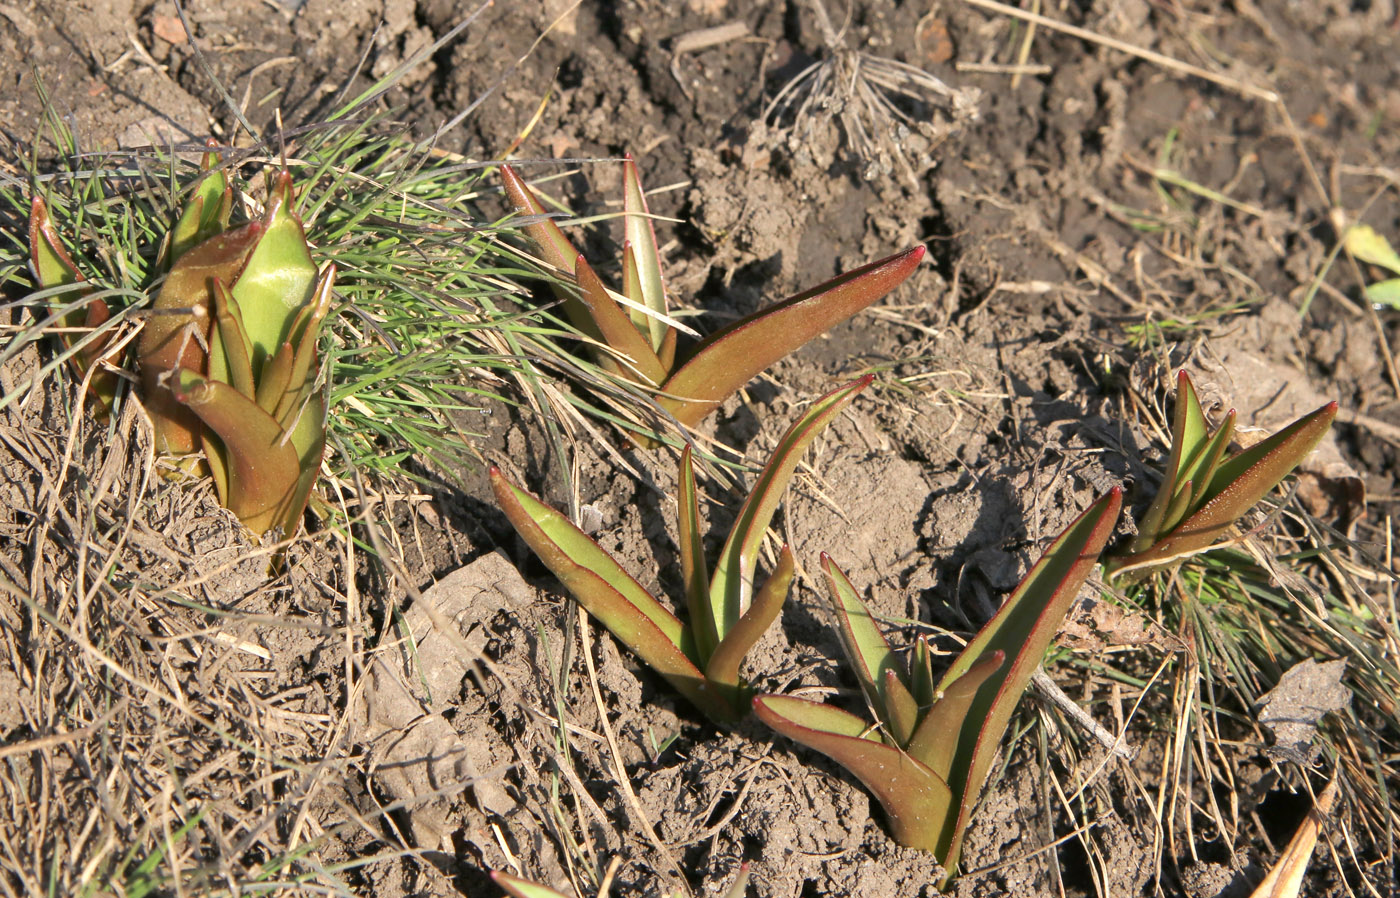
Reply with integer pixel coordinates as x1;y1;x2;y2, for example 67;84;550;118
0;350;394;895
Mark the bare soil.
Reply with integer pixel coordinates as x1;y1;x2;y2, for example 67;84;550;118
2;1;1398;897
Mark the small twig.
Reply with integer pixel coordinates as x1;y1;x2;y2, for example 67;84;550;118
669;22;752;101
1031;669;1134;760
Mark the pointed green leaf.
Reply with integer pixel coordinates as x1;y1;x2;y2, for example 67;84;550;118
174;141;232;252
910;636;935;712
754;694;954;853
227;171;317;370
622;154;668;349
280;390;326;539
29;196;85;290
1113;402;1338;572
575;253;667;385
1364;277;1400;309
905;649;1004;780
499;164;585;278
1183;410;1236;511
169;149;231;265
1159;478;1196;538
678;446;717;662
489;469;730;719
171;368;308;537
938;487;1121;872
1176;371;1210;469
275;263;336;427
1205;401;1338;500
210;279;256;400
257;341;295;415
490;871;570;898
882;668;920;747
169;194;208;264
659;246;924;428
28;197;123;411
705;544;793;694
708;376;872;642
821;552;900;718
658;325;678;373
499;164;603;344
1131;370;1203;551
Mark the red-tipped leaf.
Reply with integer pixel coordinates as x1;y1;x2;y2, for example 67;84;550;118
659;246;924;428
490;468;730;719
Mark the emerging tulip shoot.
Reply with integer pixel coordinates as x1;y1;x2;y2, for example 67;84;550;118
755;488;1122;883
500;159;923;435
493;376;873;722
31;148;332;538
1106;370;1336;579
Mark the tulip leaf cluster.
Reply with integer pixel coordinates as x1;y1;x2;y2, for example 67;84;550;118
501;159;924;434
755;489;1122;882
29;148;333;538
494;377;872;722
1105;370;1337;579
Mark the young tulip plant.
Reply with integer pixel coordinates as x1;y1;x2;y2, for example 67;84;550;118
500;159;923;434
30;147;334;538
754;488;1122;884
1104;370;1337;579
492;376;872;722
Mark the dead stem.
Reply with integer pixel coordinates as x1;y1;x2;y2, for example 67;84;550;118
763;0;980;183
